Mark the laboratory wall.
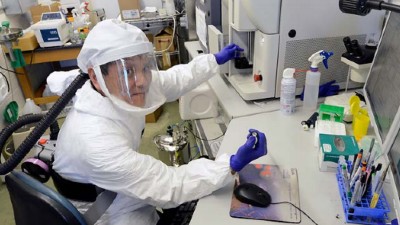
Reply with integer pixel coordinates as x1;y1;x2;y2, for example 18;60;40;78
0;3;31;129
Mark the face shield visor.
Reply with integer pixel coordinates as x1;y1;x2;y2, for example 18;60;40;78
94;53;166;115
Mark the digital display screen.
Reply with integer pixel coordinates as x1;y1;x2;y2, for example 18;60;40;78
41;12;62;21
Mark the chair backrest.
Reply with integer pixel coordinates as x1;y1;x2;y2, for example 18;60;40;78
5;171;87;225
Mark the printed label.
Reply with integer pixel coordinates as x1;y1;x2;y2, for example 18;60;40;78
323;144;332;153
40;29;60;42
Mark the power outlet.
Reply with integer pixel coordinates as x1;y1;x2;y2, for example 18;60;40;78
0;75;8;104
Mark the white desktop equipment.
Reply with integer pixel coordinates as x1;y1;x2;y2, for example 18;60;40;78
227;0;385;101
179;82;218;120
32;12;69;48
179;26;222;120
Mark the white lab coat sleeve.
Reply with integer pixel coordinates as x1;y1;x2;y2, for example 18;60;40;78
83;131;234;209
156;54;219;102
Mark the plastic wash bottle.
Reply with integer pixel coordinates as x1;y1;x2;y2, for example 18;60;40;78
303;50;333;111
280;68;297;115
22;98;42;115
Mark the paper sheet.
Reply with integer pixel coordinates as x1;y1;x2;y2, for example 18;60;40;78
195;6;207;49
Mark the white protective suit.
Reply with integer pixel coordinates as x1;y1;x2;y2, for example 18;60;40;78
52;54;234;224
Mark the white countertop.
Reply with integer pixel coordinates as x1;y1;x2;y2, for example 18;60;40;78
189;108;395;225
208;74;305;121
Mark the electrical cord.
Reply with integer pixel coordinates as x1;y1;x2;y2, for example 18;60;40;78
0;71;10;92
154;16;176;54
185;125;225;142
189;145;200;161
0;65;24;75
1;49;14;101
27;49;35;74
270;201;318;225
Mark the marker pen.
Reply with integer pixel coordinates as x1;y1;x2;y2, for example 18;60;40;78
350;149;363;178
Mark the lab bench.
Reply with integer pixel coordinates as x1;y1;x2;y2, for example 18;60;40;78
14;44;82;105
189;109;397;225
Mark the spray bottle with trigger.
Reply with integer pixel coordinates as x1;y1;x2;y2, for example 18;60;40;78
303;50;333;111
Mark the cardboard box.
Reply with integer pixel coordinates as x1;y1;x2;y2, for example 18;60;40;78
154;27;175;52
30;2;61;24
2;31;39;53
145;33;154;44
319;134;359;172
118;0;141;20
145;106;163;123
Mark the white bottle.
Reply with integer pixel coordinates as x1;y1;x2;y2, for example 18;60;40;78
280;68;296;115
22;98;42;115
42;84;55;110
303;50;332;111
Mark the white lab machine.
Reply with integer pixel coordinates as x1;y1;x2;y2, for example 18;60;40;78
227;0;385;101
31;12;69;48
179;83;218;120
179;26;220;120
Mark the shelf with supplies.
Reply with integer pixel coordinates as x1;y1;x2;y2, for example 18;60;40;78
123;14;181;70
124;14;178;29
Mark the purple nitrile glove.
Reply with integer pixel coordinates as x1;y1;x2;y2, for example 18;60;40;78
214;43;244;65
300;80;340;100
230;129;267;172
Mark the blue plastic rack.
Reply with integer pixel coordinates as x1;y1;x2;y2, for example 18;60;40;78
336;166;390;224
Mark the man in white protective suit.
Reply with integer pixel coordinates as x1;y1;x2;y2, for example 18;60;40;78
52;19;267;225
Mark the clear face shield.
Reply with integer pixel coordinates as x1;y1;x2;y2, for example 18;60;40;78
95;54;165;108
94;53;166;114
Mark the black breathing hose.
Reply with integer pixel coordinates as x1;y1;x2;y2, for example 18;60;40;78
0;73;89;175
0;114;59;162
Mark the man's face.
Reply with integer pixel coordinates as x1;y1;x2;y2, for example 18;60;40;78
103;55;153;107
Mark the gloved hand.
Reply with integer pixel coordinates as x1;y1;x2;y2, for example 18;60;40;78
319;80;339;97
300;80;340;100
230;129;267;172
214;43;244;65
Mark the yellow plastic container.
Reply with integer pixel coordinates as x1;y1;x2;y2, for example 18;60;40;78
353;112;370;141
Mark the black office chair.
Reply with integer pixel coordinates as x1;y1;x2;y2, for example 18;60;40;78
5;171;87;225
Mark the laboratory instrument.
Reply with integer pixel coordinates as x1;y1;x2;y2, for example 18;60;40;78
280;68;296;115
153;125;189;167
60;0;82;13
230;129;267;172
341;36;377;83
301;112;319;131
303;50;333;111
234;183;271;207
0;21;23;62
31;12;69;47
339;0;400;15
226;0;384;100
194;0;222;50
